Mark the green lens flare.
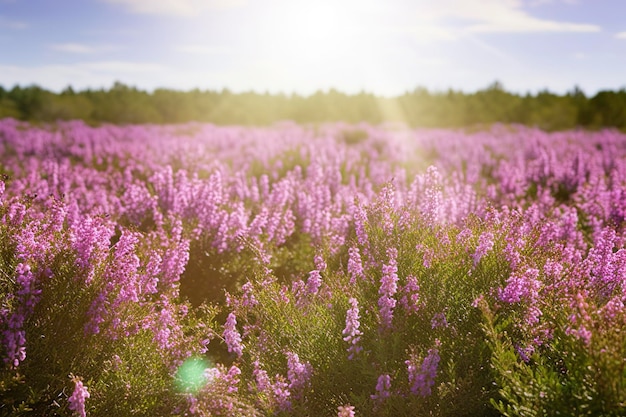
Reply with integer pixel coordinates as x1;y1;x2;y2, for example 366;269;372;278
175;357;212;393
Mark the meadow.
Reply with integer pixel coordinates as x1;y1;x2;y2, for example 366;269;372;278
1;118;625;416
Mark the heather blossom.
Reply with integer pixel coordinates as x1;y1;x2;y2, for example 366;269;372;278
286;351;312;395
431;312;448;329
406;344;440;397
7;119;626;415
338;405;356;417
271;376;292;412
422;166;443;226
378;248;399;331
314;254;327;271
351;201;369;246
499;268;541;304
223;313;243;358
251;360;270;392
371;374;392;402
68;376;90;417
241;281;258;308
3;263;38;367
342;297;363;359
416;244;435;268
473;231;494;267
305;269;322;295
399;275;420;314
565;292;593;345
347;246;364;284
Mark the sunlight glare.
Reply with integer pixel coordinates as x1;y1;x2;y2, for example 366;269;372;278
262;0;368;64
174;357;215;393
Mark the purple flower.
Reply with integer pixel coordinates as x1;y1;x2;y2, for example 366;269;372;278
347;246;364;284
252;360;270;392
565;292;593;345
71;216;114;284
399;275;420;314
499;268;541;304
305;269;322;296
342;298;363;359
159;237;190;290
241;282;258;308
337;405;356;417
286;351;312;394
422;166;443;226
371;374;392;402
271;376;292;412
314;254;327;271
376;183;396;235
68;377;90;417
417;245;435;269
223;313;243;358
378;248;398;331
223;365;241;394
514;344;534;363
431;312;448;329
407;343;440;397
473;232;494;267
3;263;38;367
351;201;369;246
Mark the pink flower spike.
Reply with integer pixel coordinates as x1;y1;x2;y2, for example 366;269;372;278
68;376;90;417
338;404;356;417
223;312;243;358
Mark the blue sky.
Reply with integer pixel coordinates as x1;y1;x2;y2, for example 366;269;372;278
1;0;625;95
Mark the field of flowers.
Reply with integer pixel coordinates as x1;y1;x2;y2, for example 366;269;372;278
1;118;625;416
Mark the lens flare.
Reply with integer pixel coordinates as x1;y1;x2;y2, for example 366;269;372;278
175;357;213;393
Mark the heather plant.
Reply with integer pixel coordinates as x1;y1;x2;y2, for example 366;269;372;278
4;119;626;416
482;225;626;416
0;188;215;416
207;182;519;417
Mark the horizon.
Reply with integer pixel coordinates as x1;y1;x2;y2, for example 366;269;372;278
1;0;626;96
0;79;612;98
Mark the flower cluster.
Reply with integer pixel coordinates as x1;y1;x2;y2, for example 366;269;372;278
406;343;441;397
378;248;399;331
371;374;392;402
342;298;363;359
68;376;90;417
223;313;243;358
4;120;626;416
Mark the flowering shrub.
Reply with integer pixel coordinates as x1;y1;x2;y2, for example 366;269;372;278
68;376;90;417
1;119;626;415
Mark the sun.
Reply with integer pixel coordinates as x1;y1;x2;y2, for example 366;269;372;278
259;0;368;65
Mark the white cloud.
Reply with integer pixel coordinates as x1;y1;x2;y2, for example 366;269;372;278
0;15;28;29
51;43;96;54
411;0;600;34
528;0;579;6
177;44;232;55
100;0;246;16
615;31;626;39
49;43;121;55
79;61;165;73
0;61;168;91
393;24;457;42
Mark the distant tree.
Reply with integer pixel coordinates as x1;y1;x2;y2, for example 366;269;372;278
588;90;626;128
1;81;626;130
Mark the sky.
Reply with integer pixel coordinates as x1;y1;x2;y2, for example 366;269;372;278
1;0;626;96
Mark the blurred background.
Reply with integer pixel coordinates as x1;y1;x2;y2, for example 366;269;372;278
1;0;626;128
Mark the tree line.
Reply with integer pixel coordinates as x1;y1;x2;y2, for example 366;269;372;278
1;81;626;129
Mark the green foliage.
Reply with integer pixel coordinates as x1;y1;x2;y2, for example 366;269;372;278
0;215;217;416
4;82;626;129
481;279;626;416
217;189;520;416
